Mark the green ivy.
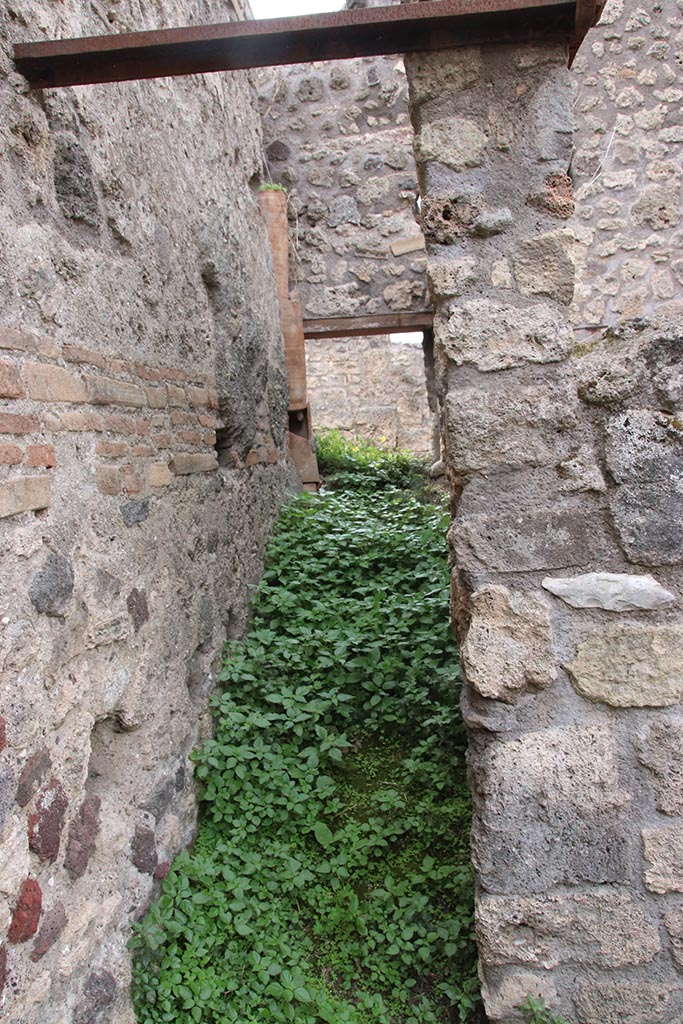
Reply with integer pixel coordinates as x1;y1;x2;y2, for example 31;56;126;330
131;465;481;1023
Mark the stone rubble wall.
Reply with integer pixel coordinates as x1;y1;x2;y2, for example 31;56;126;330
404;39;683;1024
305;335;433;456
0;0;293;1020
256;57;427;320
573;0;683;327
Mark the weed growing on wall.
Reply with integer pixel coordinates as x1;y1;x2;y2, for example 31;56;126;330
131;446;480;1024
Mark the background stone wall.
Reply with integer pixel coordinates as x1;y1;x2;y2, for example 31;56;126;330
257;57;427;320
573;0;683;327
305;335;433;455
0;1;292;1020
405;37;683;1024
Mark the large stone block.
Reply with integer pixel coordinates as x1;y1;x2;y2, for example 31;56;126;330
605;409;683;484
453;507;593;573
482;971;559;1023
476;890;660;969
637;720;683;816
461;585;556;704
413;117;488;171
566;626;683;707
643;825;683;894
472;725;630;893
611;480;683;566
513;230;575;305
442;300;574;372
443;383;575;477
574;983;677;1024
664;908;683;970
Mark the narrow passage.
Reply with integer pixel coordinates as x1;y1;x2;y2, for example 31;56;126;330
132;434;481;1024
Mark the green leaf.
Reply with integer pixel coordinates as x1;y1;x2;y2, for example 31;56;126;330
313;821;334;848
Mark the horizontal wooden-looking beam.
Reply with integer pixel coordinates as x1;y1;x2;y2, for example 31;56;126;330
303;312;434;341
13;0;588;90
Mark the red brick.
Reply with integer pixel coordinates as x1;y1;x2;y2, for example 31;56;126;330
96;440;127;459
8;878;42;943
0;477;51;519
153;860;171;881
167;384;188;407
202;431;217;446
43;411;103;432
96;466;121;495
145;386;167;409
136;418;151;436
245;450;259;468
170;411;196;426
266;447;279;465
30;902;67;961
0;327;59;359
107;357;131;376
0;361;25;399
136;363;188;384
207;388;219;411
24;363;86;403
198;414;218;428
153;433;173;449
17;748;52;807
148;462;172;487
0;412;39;434
0;443;22;465
122;468;144;494
28;777;68;863
0;717;6;755
64;795;101;880
226;450;243;470
26;445;55;468
187;386;209;408
85;374;145;408
170;453;218;475
101;415;139;436
131;445;156;458
178;430;201;446
62;344;108;370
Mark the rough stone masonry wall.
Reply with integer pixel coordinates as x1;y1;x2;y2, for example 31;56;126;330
0;0;292;1021
257;56;427;320
305;335;432;455
572;0;683;326
405;40;683;1024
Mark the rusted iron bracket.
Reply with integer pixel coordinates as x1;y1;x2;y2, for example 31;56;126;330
13;0;590;90
304;313;434;341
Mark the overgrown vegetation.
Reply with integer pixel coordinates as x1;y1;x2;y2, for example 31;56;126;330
316;429;429;495
131;436;480;1024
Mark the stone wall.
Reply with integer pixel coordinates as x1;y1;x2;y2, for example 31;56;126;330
257;57;427;320
305;335;433;455
0;1;292;1021
405;39;683;1024
572;0;683;326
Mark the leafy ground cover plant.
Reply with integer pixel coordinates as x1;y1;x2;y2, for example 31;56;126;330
315;429;429;495
131;453;480;1023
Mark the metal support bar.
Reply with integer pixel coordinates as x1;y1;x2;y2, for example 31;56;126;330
13;0;587;90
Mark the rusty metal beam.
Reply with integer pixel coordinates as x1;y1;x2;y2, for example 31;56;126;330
14;0;580;90
303;312;434;341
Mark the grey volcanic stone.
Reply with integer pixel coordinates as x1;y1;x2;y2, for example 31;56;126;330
28;553;74;616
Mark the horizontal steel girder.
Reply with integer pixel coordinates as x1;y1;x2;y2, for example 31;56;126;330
13;0;592;90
